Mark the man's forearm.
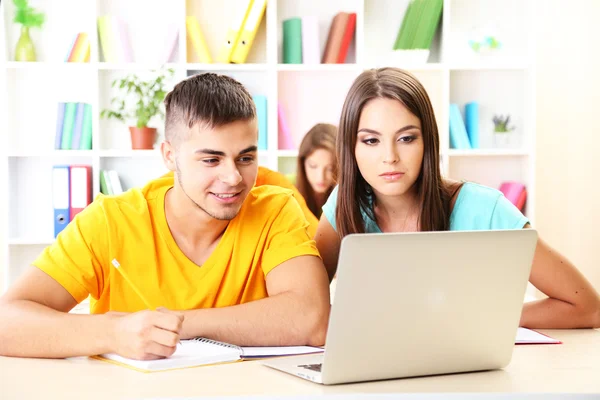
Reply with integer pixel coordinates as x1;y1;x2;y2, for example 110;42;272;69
181;292;329;347
520;298;600;329
0;300;115;358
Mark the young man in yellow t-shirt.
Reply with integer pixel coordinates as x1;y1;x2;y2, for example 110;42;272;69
0;73;330;361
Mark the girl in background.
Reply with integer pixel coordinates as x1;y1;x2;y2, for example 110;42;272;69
296;123;338;219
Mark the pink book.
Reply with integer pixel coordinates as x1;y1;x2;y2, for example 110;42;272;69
115;16;134;62
499;182;526;209
278;103;295;150
301;16;320;64
160;23;179;63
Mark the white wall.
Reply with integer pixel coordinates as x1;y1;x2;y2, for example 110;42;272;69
535;0;600;291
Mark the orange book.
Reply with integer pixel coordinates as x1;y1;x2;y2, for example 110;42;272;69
336;13;356;63
322;12;349;63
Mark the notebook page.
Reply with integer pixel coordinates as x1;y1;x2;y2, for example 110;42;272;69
99;339;241;372
241;346;324;359
515;327;561;344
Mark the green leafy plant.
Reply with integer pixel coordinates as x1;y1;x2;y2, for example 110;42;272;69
492;115;515;133
13;0;45;28
101;68;175;129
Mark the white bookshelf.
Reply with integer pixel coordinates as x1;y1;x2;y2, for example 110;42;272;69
1;0;536;293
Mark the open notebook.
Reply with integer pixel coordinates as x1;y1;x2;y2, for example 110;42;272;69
95;338;323;372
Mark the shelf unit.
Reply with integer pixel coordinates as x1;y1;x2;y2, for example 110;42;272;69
1;0;535;293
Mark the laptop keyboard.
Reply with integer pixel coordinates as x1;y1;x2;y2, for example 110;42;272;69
298;363;322;372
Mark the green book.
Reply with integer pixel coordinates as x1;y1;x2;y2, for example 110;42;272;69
99;170;110;195
394;0;415;50
405;0;426;49
60;102;78;150
282;17;302;64
421;0;443;50
79;103;93;150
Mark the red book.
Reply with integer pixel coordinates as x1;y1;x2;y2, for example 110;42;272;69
499;181;526;211
69;165;92;220
337;12;356;63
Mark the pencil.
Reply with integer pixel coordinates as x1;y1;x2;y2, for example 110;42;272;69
111;258;182;346
111;258;154;310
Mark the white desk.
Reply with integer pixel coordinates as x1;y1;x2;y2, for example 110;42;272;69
1;330;599;399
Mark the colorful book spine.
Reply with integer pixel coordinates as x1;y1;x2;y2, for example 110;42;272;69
70;102;86;150
161;22;179;63
67;33;91;62
301;16;320;64
464;102;479;149
115;16;134;62
79;104;93;150
254;95;268;150
283;17;302;64
60;102;78;150
277;102;294;150
186;16;212;63
97;16;117;62
336;13;356;63
449;103;471;150
231;0;267;63
55;103;66;149
322;12;349;63
217;0;253;63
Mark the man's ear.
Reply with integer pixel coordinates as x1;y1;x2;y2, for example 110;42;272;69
161;141;177;172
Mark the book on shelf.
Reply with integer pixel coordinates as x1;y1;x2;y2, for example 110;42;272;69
253;95;268;150
282;17;302;64
186;16;211;63
97;15;134;63
499;182;527;211
322;12;356;64
100;170;124;196
230;0;267;64
277;102;294;150
217;0;253;63
55;102;92;150
65;32;91;63
449;103;472;150
464;102;480;149
301;16;320;64
161;22;180;64
95;337;323;373
393;0;443;56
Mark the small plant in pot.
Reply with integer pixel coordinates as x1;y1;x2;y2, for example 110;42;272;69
101;68;174;150
492;114;515;148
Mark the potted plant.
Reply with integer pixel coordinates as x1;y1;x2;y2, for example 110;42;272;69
101;68;174;150
492;114;515;148
12;0;45;62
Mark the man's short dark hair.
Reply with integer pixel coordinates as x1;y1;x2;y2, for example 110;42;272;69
164;73;256;147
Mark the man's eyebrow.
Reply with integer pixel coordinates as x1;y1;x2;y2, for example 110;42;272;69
194;145;258;157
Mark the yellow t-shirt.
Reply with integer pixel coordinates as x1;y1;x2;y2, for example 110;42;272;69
161;167;319;237
33;175;320;314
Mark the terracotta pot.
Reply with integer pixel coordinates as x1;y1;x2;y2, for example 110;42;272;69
129;126;157;150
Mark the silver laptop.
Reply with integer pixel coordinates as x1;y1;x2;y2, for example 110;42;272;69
262;229;538;385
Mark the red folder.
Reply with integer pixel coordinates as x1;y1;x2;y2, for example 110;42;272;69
70;165;92;220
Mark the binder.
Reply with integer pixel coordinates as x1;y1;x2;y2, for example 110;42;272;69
186;16;212;63
53;166;71;238
217;0;253;63
69;165;92;220
282;17;303;64
231;0;267;64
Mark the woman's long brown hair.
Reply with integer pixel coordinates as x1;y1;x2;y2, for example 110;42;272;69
336;68;457;238
296;123;338;218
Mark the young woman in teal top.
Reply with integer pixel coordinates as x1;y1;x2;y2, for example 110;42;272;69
316;67;600;329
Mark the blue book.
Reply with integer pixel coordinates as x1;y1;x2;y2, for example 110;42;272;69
70;102;86;149
253;95;268;150
464;102;479;149
55;103;66;150
449;104;471;150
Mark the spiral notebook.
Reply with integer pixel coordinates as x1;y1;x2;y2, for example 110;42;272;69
95;338;323;372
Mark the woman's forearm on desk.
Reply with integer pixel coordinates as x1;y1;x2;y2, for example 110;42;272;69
0;300;114;358
520;298;600;329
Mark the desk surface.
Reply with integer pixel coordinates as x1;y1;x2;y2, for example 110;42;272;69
1;330;599;399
